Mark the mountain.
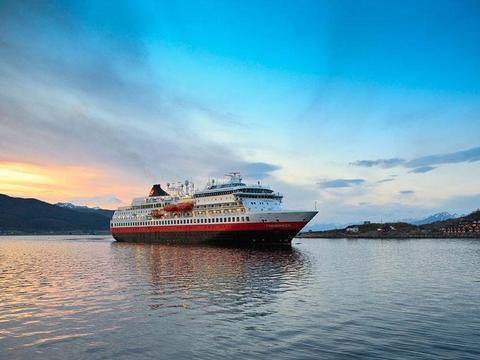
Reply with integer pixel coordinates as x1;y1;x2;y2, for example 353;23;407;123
308;212;462;232
300;210;480;238
408;212;461;225
55;202;114;218
0;194;114;234
55;202;78;209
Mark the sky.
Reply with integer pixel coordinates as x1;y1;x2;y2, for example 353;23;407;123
0;0;479;224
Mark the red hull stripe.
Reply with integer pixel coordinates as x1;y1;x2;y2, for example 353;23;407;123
111;221;306;234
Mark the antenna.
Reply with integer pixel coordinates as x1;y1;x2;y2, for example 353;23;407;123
225;172;242;183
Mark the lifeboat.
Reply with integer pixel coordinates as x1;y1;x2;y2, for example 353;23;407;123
151;209;165;218
176;202;194;212
164;204;178;212
164;202;194;212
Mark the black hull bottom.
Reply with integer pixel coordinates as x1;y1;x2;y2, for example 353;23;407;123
112;230;300;245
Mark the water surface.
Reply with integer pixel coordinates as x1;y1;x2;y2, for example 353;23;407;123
1;236;479;359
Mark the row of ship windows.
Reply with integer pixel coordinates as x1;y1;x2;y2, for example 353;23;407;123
194;189;272;198
114;216;250;227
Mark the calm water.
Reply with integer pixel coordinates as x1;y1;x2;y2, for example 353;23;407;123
1;236;480;359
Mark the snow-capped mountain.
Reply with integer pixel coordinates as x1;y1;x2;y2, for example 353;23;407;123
55;202;85;209
408;212;462;225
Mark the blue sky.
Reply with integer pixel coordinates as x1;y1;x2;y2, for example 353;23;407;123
0;0;479;223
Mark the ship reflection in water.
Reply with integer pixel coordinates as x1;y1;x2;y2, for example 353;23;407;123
110;242;311;313
1;236;480;359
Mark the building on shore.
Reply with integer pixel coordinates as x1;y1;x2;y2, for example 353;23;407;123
443;221;480;234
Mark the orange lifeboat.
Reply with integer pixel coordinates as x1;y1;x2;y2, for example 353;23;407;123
151;209;165;218
164;204;178;212
176;202;194;212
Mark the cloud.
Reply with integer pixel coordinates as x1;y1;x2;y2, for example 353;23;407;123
318;178;365;188
376;178;395;183
351;146;480;173
0;1;275;190
399;190;415;195
350;158;405;168
409;166;436;173
406;146;480;168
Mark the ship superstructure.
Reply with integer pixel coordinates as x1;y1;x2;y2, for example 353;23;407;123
110;173;317;244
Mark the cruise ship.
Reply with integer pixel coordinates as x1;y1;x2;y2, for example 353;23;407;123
110;173;317;245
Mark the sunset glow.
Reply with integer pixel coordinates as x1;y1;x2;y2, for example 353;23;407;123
0;161;143;208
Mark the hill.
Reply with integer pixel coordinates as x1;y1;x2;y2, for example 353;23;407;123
300;210;480;239
0;194;114;234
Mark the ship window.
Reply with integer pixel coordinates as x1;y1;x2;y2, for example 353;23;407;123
246;217;250;221
208;218;211;223
228;217;231;222
236;217;240;222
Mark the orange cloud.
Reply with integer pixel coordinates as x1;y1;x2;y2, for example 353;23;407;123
0;161;146;208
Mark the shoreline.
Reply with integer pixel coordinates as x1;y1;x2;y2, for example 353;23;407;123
298;232;480;239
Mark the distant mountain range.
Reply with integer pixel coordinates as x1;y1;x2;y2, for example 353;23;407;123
0;194;114;234
403;212;462;225
301;210;480;239
55;202;114;218
307;212;463;231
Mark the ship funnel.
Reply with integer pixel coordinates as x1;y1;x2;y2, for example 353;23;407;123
149;184;169;197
